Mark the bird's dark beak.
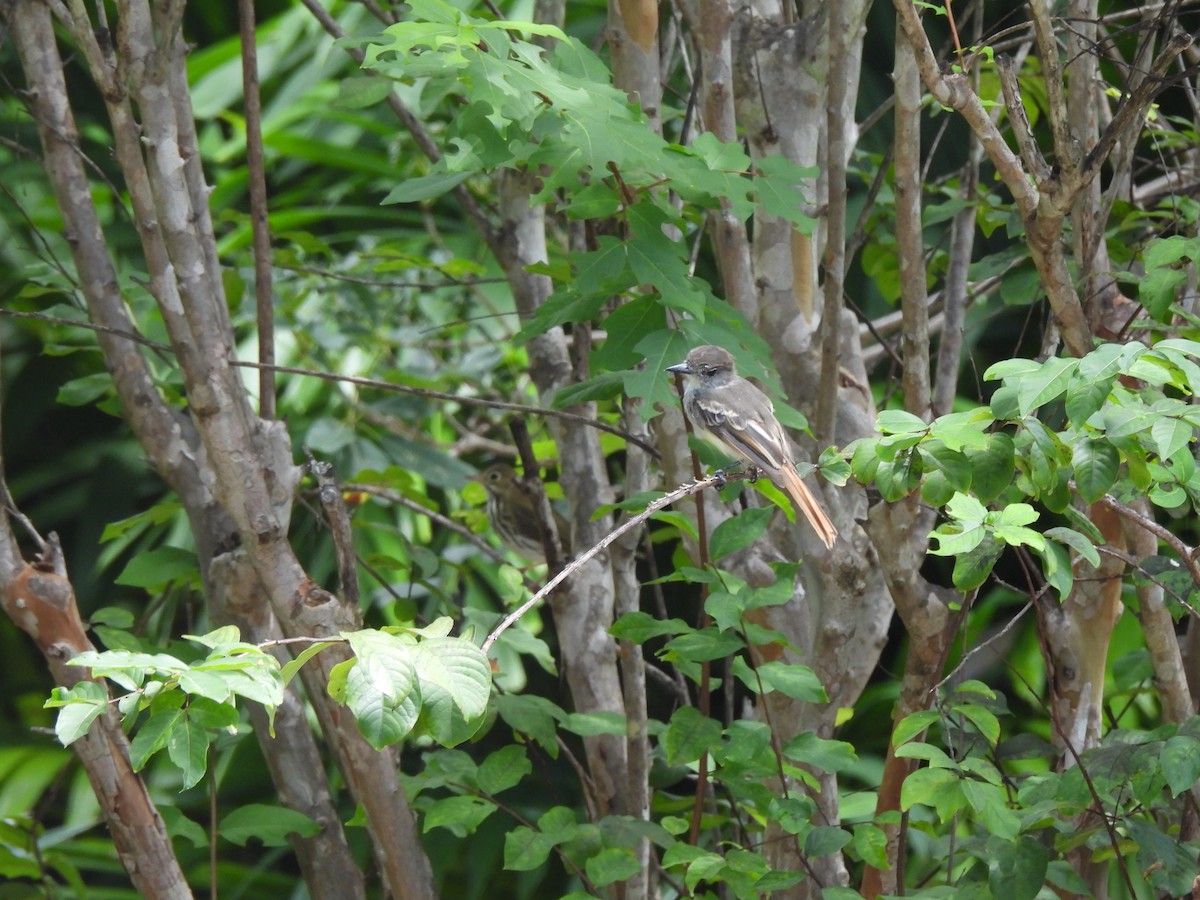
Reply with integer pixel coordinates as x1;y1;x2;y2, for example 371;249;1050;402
666;362;690;374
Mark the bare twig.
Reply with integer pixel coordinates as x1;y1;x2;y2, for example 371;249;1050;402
233;360;662;458
481;472;732;653
932;601;1036;694
0;311;661;458
1095;491;1200;590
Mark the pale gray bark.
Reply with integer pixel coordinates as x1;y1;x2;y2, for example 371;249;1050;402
496;170;630;819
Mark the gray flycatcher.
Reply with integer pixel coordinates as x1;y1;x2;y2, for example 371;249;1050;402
668;345;837;548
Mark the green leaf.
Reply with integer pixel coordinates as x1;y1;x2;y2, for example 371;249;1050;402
101;500;184;542
219;804;320;847
704;590;748;633
919;443;973;490
929;408;993;450
494;693;562;753
552;370;627;407
804;825;851;857
114;546;200;590
969;432;1016;502
183;626;243;649
1015;356;1078;415
335;75;394;108
280;641;337;687
708;507;772;560
756;662;827;702
955;703;1001;746
56;372;114;407
1071;437;1120;502
876;452;923;501
662;627;744;662
185;697;240;730
504;826;560;871
631;328;693;410
129;707;184;771
1126;816;1199;896
783;732;857;771
961;779;1019;839
87;606;136;628
929;521;985;557
168;718;210;789
609;611;690;642
984;358;1043;382
893;710;940;746
895;741;957;768
626;207;709;319
951;534;1004;591
423;795;496;836
1043;526;1101;569
853;823;889;869
589;295;665;371
159;806;208;848
921;469;956;507
476;745;531;794
876;409;929;434
664;707;722;766
1151;415;1193;460
684;851;727;892
993;503;1043;547
1138;235;1200;320
585;847;640;887
986;834;1049;900
345;630;419;705
561;711;628;736
48;682;108;745
408;636;491;746
1160;734;1200;797
899;767;961;813
337;633;422;748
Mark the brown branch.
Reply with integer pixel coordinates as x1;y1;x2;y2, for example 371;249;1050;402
895;27;931;420
1028;0;1078;169
238;0;276;418
0;524;191;899
997;56;1052;181
816;0;850;444
306;455;361;609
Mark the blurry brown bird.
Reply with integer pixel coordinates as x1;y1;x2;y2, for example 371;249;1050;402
472;464;571;565
667;345;837;549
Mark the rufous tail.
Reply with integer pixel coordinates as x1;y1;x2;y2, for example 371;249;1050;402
779;465;837;549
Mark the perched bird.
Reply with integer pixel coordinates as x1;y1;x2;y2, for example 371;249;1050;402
667;345;838;549
472;463;571;565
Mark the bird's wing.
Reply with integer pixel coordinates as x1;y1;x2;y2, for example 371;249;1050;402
689;391;792;472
